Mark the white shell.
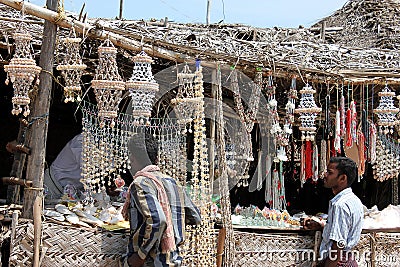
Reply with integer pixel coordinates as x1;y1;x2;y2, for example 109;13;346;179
43;209;63;217
55;204;73;215
66;214;80;224
52;216;66;222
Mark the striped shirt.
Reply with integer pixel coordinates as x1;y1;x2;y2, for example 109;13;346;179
320;188;364;260
127;171;201;267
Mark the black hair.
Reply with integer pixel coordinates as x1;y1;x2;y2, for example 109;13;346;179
329;157;357;187
128;132;158;165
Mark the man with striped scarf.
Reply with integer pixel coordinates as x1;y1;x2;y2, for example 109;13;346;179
122;133;201;267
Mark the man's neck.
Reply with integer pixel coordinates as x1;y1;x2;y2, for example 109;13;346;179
332;185;348;195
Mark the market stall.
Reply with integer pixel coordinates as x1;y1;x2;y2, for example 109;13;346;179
1;0;400;266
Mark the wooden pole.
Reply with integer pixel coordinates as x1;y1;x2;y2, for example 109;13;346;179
7;118;30;204
32;195;43;267
119;0;124;19
22;0;58;218
206;0;211;25
320;21;326;41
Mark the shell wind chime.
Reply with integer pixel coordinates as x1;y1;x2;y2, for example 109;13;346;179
373;135;400;181
126;51;159;125
295;83;322;141
4;22;41;116
56;29;87;103
91;39;125;127
373;85;399;134
171;64;202;132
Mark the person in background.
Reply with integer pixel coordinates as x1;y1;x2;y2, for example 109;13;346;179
43;133;83;199
122;133;201;267
303;157;364;267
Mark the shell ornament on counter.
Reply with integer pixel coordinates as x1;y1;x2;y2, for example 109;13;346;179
4;22;41;116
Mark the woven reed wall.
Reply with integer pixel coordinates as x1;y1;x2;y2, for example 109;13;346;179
9;220;128;267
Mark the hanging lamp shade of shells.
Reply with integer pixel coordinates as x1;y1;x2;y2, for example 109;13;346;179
294;84;322;141
56;29;87;103
373;85;399;134
91;39;125;127
126;51;159;125
4;22;41;116
171;64;202;131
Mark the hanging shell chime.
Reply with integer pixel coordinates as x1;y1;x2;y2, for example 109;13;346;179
4;22;41;116
91;39;125;127
373;85;399;134
171;64;202;132
294;84;322;141
56;29;87;103
126;51;159;125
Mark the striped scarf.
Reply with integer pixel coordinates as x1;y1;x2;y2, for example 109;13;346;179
122;165;176;254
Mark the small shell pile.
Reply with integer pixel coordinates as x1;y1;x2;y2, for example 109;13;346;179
43;203;125;228
372;138;400;181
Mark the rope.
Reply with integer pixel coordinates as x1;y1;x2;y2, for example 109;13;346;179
28;113;49;126
54;0;66;23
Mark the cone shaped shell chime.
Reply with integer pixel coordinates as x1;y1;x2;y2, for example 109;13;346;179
294;84;322;141
4;22;41;116
91;40;125;127
171;65;202;131
126;51;159;125
56;29;87;103
373;85;399;134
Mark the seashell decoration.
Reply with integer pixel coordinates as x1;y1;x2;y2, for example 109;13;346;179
91;39;125;127
56;28;87;103
126;51;159;125
4;22;41;116
294;84;322;141
373;85;399;134
372;135;400;181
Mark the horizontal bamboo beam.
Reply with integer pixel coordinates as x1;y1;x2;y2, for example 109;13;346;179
1;177;33;187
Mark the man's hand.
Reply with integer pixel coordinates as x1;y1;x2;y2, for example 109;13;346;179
302;217;323;230
127;253;146;267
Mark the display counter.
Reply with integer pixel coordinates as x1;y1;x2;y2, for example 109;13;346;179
230;225;400;267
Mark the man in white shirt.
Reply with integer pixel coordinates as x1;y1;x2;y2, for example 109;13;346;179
44;133;83;199
303;157;364;267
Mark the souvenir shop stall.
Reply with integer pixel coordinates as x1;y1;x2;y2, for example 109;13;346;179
1;0;400;267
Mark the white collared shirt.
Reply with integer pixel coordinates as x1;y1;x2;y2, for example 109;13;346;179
319;187;364;259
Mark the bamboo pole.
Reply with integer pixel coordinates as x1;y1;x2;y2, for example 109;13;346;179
22;0;58;218
32;195;42;267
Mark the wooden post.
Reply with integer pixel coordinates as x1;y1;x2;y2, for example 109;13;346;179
320;21;326;41
206;0;211;25
22;0;58;218
119;0;124;19
7;118;30;204
33;195;43;267
209;69;217;187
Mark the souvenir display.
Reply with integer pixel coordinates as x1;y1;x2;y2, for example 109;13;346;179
91;39;125;127
373;85;399;134
126;51;159;125
4;21;41;116
171;64;201;131
372;134;400;181
295;84;322;141
56;28;86;103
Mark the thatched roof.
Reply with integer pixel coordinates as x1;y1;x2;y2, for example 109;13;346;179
312;0;400;50
1;0;400;82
